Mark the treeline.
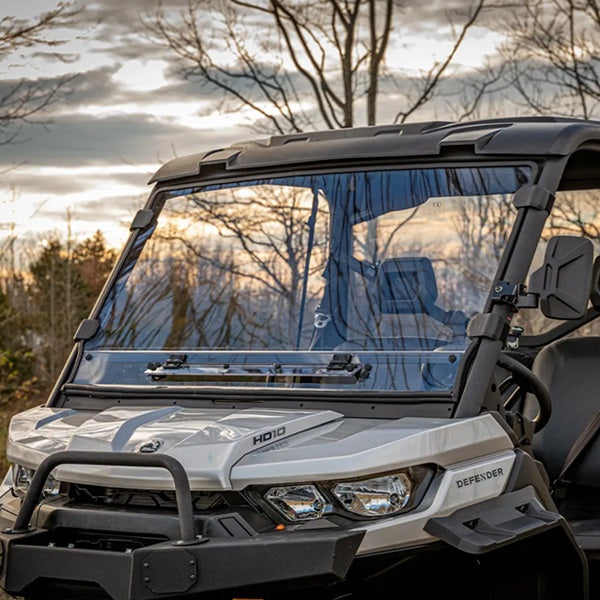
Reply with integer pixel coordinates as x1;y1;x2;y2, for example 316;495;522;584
0;231;116;463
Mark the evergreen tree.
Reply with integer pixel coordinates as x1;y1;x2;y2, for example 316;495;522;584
27;231;116;384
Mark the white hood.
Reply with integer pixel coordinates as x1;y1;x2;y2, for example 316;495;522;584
7;405;513;491
7;405;342;490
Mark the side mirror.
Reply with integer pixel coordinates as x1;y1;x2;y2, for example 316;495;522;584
528;235;593;320
590;256;600;309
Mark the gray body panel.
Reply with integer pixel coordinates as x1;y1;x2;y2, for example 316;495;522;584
8;406;342;490
6;405;517;553
8;406;511;488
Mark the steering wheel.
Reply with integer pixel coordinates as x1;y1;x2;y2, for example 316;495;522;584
497;354;551;432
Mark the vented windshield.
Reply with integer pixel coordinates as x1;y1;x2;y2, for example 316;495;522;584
78;166;531;393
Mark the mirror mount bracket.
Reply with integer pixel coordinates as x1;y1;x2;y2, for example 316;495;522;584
490;281;539;312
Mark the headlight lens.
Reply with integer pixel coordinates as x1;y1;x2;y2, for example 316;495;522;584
265;485;331;521
11;464;34;497
42;473;61;498
332;472;413;517
11;464;61;499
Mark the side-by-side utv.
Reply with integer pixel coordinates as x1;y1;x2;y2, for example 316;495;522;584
3;117;600;599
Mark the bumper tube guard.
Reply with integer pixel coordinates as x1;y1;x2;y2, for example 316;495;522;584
6;450;201;545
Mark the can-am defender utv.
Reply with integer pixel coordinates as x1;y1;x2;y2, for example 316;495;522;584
3;117;600;600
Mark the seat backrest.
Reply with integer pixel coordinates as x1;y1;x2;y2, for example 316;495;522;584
375;257;438;314
532;337;600;487
338;256;467;351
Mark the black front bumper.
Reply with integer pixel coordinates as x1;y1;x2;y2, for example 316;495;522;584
0;524;364;599
0;451;364;599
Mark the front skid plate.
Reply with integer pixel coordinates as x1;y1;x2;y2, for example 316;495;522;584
0;528;364;600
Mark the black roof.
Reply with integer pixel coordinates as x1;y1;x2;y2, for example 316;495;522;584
149;116;600;184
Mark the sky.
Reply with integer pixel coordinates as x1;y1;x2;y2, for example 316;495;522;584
0;0;509;253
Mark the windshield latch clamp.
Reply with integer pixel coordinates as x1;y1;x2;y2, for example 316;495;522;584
73;319;100;342
146;354;188;373
325;353;372;382
491;281;538;312
130;209;154;230
327;353;354;371
513;184;554;212
162;354;188;370
491;281;524;309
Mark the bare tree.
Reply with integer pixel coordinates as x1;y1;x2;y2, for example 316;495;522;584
0;2;80;144
145;0;486;133
440;59;511;122
498;0;600;118
159;185;330;348
97;184;330;350
545;190;600;240
452;195;515;301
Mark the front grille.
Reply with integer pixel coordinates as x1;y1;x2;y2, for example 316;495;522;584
66;484;277;537
71;484;226;511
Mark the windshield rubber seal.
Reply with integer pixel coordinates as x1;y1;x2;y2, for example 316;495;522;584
62;382;453;402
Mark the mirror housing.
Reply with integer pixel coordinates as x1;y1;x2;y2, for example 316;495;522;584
528;235;593;320
590;256;600;310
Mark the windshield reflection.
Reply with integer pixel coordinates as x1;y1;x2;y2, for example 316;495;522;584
84;166;530;393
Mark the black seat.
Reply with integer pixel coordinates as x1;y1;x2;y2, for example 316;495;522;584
339;257;468;351
532;337;600;488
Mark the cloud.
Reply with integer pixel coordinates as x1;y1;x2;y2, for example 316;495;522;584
30;51;81;64
0;0;535;248
1;112;205;168
5;170;148;196
78;0;192;28
39;194;140;223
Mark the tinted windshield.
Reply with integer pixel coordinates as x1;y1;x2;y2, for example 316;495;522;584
79;166;530;394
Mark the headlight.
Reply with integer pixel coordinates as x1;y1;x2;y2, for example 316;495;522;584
11;464;33;497
41;472;61;498
260;467;433;522
265;485;332;521
332;472;413;517
11;464;61;499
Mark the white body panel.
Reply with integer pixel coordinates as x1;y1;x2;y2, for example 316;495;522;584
6;405;517;553
8;405;512;489
232;414;512;487
355;451;515;554
8;406;342;489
